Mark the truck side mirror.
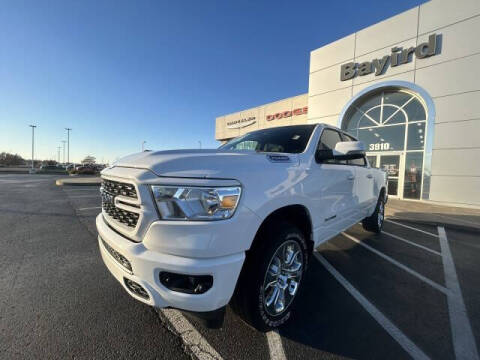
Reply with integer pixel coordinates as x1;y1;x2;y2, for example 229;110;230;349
333;141;366;160
315;141;366;163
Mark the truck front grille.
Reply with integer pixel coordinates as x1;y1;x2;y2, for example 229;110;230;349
102;200;139;228
102;179;137;199
101;236;132;273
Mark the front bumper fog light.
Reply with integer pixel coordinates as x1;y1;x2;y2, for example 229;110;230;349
159;272;213;294
124;278;150;299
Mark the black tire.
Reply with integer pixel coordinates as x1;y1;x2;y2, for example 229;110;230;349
231;223;309;332
362;193;385;233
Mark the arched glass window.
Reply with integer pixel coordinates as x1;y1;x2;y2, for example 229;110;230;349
343;90;426;152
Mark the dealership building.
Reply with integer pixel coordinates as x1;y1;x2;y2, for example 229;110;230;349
215;0;480;208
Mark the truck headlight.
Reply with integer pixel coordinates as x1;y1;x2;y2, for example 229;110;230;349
151;186;241;220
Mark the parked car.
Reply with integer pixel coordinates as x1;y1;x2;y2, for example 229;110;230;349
96;124;387;331
39;164;66;173
76;165;96;175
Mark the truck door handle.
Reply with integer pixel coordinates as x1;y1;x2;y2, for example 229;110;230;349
366;174;373;179
347;175;355;180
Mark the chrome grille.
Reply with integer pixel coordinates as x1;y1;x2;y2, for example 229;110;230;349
102;198;139;228
102;179;137;198
101;178;139;228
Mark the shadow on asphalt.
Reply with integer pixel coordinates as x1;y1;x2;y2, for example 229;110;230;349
278;247;410;360
278;226;458;360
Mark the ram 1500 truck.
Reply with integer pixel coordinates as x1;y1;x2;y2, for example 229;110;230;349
96;124;387;331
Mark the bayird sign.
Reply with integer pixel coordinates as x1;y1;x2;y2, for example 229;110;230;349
340;33;440;81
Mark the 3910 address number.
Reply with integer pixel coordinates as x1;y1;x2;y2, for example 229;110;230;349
369;143;390;151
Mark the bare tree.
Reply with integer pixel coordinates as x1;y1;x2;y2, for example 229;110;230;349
0;152;26;166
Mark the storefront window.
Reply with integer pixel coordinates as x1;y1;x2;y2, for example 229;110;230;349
403;152;423;199
357;125;405;152
403;99;426;122
344;90;426;152
342;88;428;200
407;122;426;150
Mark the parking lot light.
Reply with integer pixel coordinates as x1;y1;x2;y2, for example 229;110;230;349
65;128;72;165
29;125;37;170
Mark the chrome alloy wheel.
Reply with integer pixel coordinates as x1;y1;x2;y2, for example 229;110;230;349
262;239;303;316
378;200;385;228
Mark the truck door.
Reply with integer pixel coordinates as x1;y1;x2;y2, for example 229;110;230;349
306;128;356;241
342;133;376;217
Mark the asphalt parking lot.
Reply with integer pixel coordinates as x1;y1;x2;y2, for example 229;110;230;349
1;174;479;360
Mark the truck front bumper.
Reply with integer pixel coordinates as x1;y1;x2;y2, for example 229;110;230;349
96;214;245;312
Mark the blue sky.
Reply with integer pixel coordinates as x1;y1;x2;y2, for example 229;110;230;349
0;0;425;163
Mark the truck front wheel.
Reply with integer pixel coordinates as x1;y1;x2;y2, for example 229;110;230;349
231;223;309;332
362;193;385;233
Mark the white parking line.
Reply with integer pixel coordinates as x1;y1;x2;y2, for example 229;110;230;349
382;230;441;256
67;195;100;198
438;226;479;360
341;232;448;295
63;188;99;191
159;309;223;360
266;330;287;360
314;252;430;360
77;206;102;211
385;219;439;238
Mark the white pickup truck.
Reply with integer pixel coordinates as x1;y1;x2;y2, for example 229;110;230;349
96;124;387;331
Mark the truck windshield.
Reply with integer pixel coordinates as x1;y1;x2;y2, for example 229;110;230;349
219;125;316;154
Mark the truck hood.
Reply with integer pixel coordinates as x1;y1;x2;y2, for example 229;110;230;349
111;149;299;180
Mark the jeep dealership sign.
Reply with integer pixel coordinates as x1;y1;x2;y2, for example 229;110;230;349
340;33;440;81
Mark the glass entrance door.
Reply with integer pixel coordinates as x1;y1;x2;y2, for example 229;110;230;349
380;154;401;197
367;152;404;198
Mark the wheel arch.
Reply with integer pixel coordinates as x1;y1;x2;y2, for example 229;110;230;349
249;204;314;255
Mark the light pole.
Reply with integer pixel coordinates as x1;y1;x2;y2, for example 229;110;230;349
142;141;146;152
29;125;37;170
65;128;72;165
198;141;202;149
61;140;66;164
57;146;61;163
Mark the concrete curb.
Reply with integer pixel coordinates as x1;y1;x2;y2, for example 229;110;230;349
56;177;101;186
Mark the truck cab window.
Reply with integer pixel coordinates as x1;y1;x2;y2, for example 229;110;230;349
220;125;315;154
317;129;344;164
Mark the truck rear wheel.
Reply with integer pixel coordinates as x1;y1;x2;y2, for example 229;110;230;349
362;194;385;233
231;223;309;332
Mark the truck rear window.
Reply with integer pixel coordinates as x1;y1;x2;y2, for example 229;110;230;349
219;125;316;154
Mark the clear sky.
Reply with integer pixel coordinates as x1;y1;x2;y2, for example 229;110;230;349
0;0;425;163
